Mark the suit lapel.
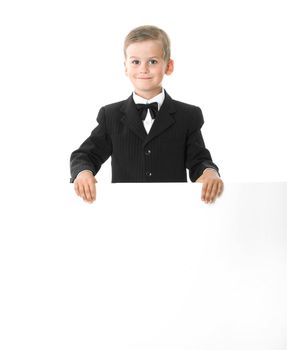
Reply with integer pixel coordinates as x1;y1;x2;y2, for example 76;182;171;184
144;92;176;146
120;95;147;141
120;91;176;144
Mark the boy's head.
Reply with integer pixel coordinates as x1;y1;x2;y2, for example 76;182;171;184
124;25;171;63
124;25;174;99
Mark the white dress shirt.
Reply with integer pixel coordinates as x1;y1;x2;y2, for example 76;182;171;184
133;89;165;134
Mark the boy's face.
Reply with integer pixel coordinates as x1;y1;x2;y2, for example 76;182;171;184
124;40;174;99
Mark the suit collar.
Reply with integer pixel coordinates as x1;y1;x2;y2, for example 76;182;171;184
120;90;176;145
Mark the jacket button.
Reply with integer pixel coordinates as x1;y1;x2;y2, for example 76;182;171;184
145;172;152;177
145;149;151;156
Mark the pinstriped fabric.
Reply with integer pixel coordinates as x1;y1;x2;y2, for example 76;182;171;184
70;91;219;183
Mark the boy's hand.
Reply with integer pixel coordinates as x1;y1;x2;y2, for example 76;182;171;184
196;169;224;204
74;170;97;203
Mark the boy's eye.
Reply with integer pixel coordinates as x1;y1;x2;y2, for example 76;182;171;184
131;60;140;65
148;59;158;65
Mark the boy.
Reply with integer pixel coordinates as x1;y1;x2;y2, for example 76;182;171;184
70;25;223;204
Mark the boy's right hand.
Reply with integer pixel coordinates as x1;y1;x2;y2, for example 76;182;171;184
74;170;97;203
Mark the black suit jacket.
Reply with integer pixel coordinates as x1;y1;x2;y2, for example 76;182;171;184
70;91;219;183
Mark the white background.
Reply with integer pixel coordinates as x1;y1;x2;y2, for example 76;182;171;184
1;1;287;349
1;0;287;185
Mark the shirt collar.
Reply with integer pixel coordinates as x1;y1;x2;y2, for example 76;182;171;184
132;89;165;110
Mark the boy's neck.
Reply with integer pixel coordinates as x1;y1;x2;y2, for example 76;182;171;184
134;87;163;100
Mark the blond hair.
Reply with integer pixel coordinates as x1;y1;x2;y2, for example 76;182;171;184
124;25;171;62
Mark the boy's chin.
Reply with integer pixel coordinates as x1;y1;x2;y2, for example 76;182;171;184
134;85;162;93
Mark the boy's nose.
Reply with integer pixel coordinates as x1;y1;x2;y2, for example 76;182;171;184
140;62;149;73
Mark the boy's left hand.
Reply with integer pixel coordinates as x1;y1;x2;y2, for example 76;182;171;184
196;169;224;204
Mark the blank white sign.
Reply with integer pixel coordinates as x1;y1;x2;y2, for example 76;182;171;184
1;183;287;349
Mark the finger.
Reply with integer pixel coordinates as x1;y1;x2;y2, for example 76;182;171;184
78;182;87;201
217;181;224;197
209;182;219;203
90;182;96;202
85;181;97;203
206;183;215;203
83;183;93;203
203;182;213;203
201;182;208;201
74;181;80;197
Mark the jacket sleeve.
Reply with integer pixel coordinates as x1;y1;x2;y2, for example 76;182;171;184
70;107;112;183
185;107;219;182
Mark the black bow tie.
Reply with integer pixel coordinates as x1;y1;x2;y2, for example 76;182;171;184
135;102;158;120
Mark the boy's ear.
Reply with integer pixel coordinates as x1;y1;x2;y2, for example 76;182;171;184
124;61;128;75
165;59;174;76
